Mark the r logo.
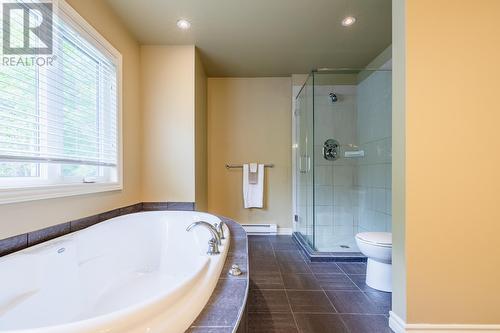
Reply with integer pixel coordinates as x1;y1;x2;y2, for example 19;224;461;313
2;2;53;55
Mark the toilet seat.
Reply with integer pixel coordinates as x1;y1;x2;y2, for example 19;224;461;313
355;232;392;247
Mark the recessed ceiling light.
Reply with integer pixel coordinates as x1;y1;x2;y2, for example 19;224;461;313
342;16;356;27
176;19;191;30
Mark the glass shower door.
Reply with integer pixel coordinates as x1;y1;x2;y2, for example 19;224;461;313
295;75;314;247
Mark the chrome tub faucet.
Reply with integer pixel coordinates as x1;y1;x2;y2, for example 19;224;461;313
214;220;227;240
186;221;221;255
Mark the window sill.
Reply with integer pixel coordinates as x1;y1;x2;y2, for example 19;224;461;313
0;182;123;205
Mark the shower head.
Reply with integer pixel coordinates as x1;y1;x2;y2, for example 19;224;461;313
329;92;338;103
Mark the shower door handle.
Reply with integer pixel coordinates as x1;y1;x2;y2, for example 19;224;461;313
299;155;311;173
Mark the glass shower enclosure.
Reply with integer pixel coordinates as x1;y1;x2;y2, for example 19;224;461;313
294;68;392;255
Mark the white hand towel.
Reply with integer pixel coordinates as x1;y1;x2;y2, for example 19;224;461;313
248;162;258;184
243;163;264;208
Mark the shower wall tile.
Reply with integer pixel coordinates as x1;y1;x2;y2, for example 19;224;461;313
333;210;354;227
355;69;392;236
309;76;392;250
333;187;352;207
315;111;335;143
385;166;392;189
315;186;333;206
385;190;392;215
315;225;335;247
332;110;357;145
313;84;358;251
315;166;333;185
372;188;387;213
372;164;388;188
315;205;333;226
334;225;356;237
358;139;391;165
333;166;354;187
358;211;388;232
357;72;392;145
385;215;392;232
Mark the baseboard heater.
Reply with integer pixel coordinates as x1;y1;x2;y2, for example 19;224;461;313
241;224;278;235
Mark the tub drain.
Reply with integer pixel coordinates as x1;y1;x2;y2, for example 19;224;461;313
340;245;350;249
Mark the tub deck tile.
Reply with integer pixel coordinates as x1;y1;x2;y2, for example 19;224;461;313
141;202;169;211
119;203;143;215
186;327;233;333
167;202;196;211
192;278;247;327
0;234;28;257
70;215;100;232
189;216;248;333
222;251;248;280
98;208;121;222
28;223;71;247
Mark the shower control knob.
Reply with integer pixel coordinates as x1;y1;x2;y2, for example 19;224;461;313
323;139;340;161
229;264;243;276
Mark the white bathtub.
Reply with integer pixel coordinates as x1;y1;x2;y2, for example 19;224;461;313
0;211;230;333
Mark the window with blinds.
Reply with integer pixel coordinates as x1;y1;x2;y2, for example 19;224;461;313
0;0;121;202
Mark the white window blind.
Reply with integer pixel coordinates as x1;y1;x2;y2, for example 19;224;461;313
0;1;119;179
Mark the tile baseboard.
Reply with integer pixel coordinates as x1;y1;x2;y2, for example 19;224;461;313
142;202;195;211
0;202;194;257
389;311;500;333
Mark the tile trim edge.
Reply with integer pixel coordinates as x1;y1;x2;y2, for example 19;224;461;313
0;202;193;257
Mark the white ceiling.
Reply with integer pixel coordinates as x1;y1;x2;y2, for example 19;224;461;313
105;0;392;77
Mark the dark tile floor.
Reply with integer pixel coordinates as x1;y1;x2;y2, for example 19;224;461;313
247;235;393;333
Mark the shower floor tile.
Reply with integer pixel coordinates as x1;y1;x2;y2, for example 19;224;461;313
315;236;360;253
246;235;393;333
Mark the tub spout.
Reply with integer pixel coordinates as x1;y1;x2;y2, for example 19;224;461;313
186;221;221;255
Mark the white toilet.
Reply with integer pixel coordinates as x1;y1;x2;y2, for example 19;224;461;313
355;232;392;292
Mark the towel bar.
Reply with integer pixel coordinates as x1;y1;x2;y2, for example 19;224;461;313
225;164;274;169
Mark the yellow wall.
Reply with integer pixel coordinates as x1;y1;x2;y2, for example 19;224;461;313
140;45;196;203
0;0;142;239
195;50;208;211
405;0;500;324
207;78;292;229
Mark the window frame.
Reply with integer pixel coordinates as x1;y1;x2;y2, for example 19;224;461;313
0;0;123;204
